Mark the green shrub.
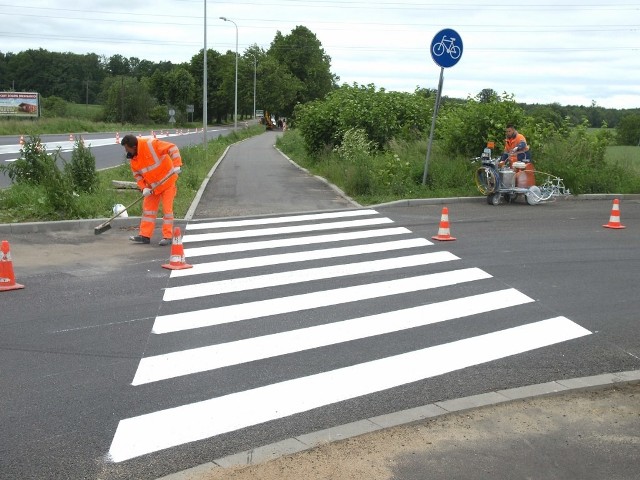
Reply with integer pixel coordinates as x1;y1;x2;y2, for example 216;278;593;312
41;96;69;118
616;113;640;146
436;91;529;157
294;83;432;156
149;105;169;124
42;163;79;218
0;135;57;185
66;137;99;193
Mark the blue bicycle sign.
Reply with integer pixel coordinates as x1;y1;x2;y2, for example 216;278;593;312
430;28;463;68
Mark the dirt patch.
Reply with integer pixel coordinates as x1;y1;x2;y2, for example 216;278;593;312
196;383;640;480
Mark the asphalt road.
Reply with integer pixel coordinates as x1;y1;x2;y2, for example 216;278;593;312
0;132;638;479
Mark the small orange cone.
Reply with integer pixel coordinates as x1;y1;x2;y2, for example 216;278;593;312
603;199;626;229
69;133;74;142
432;206;456;241
162;227;193;270
19;135;25;145
115;132;120;144
0;240;25;291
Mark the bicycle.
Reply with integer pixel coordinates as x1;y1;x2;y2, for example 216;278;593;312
432;35;461;59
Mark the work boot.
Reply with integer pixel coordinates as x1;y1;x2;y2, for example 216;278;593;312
129;235;150;244
158;238;172;246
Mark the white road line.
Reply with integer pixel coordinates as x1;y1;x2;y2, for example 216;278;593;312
184;227;416;258
109;317;591;462
182;217;394;243
172;238;432;277
186;209;379;231
163;251;459;301
134;289;534;385
153;268;490;334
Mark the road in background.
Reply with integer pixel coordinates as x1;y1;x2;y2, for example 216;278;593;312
0;128;231;189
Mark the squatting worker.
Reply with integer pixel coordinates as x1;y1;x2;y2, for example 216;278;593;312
500;123;530;167
120;134;182;246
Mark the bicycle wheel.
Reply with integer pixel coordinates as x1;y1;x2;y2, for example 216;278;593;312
475;167;497;195
432;43;445;57
450;46;461;59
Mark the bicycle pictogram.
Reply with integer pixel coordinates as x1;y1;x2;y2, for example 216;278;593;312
432;35;461;60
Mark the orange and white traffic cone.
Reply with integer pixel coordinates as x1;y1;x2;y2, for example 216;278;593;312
0;240;25;291
19;135;25;145
162;227;193;270
69;133;74;142
432;206;456;241
115;132;120;144
603;198;626;229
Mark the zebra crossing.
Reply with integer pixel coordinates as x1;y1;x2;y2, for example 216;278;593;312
108;208;591;463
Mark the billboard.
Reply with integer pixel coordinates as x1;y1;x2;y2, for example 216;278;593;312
0;92;40;117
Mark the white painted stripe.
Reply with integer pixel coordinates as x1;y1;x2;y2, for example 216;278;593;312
153;268;490;334
109;317;591;462
186;209;378;231
184;227;416;258
134;289;534;385
163;251;459;301
182;217;394;244
172;238;432;278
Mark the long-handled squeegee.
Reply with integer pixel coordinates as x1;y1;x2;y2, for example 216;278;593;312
94;171;176;235
93;194;144;235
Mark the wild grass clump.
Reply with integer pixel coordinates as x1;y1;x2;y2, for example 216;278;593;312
276;129;478;205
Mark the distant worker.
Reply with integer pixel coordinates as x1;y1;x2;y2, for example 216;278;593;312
500;123;530;167
120;134;182;246
501;124;534;187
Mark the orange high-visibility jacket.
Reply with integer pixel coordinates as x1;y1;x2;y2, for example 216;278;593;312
130;138;182;194
504;132;530;163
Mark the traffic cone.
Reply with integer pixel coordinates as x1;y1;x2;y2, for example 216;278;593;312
0;240;25;291
152;130;156;138
19;135;25;145
69;133;74;142
603;199;626;229
432;206;456;241
115;132;120;144
162;227;193;270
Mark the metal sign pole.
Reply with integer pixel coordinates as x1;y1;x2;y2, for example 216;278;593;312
422;67;444;185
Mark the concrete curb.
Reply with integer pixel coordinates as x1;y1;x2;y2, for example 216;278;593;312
2;192;638;236
156;369;640;479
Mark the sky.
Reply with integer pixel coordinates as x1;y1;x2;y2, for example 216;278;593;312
1;0;639;109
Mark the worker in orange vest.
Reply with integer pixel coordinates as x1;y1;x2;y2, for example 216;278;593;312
120;134;182;246
500;124;535;187
500;124;530;166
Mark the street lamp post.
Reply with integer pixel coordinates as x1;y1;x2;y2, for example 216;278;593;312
249;54;257;119
203;1;207;146
220;16;238;130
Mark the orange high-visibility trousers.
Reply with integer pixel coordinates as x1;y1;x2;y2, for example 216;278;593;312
138;184;177;239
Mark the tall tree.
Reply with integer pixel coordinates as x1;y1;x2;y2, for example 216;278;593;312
238;46;265;118
268;26;338;108
189;48;225;124
101;75;155;123
164;67;196;115
256;56;302;118
107;54;131;76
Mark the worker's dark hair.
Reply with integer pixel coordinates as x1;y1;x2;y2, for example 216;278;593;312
506;123;516;129
120;134;138;148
